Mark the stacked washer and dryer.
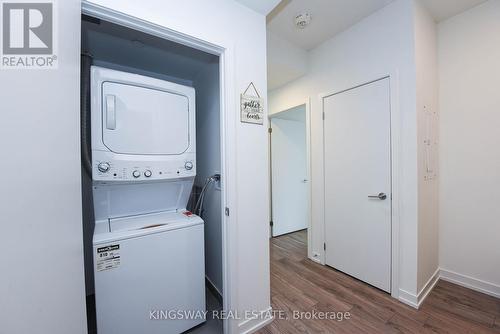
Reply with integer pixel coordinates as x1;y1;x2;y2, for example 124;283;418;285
90;66;205;334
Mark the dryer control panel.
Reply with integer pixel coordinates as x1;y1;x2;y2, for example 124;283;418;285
92;151;196;182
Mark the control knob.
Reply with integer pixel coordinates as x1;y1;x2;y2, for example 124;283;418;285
98;162;110;173
132;170;141;178
184;161;194;171
144;170;152;178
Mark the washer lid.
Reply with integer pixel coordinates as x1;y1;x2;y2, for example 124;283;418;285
109;211;202;233
101;81;190;155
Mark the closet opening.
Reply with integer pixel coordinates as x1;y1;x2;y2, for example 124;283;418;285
81;13;225;334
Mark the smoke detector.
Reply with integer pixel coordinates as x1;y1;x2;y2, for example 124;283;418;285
295;12;311;29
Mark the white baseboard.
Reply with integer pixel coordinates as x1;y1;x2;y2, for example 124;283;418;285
398;267;441;309
238;307;274;334
398;289;418;308
417;268;441;307
398;268;500;309
309;255;322;265
440;268;500;299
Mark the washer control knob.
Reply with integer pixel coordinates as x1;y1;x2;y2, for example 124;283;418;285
132;170;141;178
144;170;152;178
184;161;194;171
98;162;110;173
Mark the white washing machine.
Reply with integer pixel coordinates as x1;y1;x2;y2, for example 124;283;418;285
93;210;205;334
90;66;205;334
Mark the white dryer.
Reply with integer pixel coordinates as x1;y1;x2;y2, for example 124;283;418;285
91;66;196;181
90;66;205;334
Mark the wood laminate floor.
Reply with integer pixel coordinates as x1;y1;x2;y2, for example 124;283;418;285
257;230;500;334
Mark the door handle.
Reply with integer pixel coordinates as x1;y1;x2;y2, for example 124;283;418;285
368;193;387;200
302;179;308;183
105;95;116;130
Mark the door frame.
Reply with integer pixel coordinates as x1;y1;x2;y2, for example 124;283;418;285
320;74;401;299
268;99;313;260
81;2;237;333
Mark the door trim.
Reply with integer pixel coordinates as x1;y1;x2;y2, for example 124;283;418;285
81;2;237;332
268;98;313;260
320;73;401;299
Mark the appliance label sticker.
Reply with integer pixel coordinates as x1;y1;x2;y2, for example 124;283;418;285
96;244;120;272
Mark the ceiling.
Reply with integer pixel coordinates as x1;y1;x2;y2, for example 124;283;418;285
267;0;488;51
267;0;395;51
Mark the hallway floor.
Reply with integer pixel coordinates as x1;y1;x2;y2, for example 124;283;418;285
257;230;500;334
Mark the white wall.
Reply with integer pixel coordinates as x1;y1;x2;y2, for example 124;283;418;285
194;62;224;295
0;1;88;333
438;0;500;294
0;1;271;333
414;0;440;293
269;0;421;297
267;31;308;90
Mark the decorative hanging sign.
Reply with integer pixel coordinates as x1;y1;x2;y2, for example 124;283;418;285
240;82;264;125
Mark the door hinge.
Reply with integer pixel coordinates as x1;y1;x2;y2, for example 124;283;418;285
268;127;272;134
322;111;325;120
270;220;274;227
225;207;230;217
324;243;326;251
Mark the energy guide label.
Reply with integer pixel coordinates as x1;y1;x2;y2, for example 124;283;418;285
96;244;121;271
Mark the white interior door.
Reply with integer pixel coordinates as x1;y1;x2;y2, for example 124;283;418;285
323;78;391;292
271;113;308;237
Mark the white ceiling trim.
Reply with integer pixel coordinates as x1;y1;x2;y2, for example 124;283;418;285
234;0;283;15
420;0;488;22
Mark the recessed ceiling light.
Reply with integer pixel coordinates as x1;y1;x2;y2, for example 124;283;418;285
295;12;312;29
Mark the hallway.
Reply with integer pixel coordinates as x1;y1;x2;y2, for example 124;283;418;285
258;231;500;333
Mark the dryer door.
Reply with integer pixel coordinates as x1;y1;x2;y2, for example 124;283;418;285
101;82;190;155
